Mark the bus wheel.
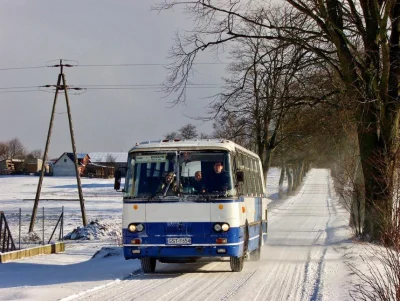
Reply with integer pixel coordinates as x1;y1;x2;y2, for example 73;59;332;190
141;257;156;273
230;223;248;272
230;256;244;272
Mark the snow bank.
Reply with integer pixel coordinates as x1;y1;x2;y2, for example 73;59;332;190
64;220;122;243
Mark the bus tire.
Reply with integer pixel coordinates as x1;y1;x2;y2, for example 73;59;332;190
141;257;156;273
230;256;244;272
231;223;248;272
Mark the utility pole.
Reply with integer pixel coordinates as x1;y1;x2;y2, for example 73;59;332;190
29;60;87;232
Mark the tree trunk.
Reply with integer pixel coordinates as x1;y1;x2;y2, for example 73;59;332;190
357;104;398;240
278;165;285;199
262;147;273;189
286;167;293;194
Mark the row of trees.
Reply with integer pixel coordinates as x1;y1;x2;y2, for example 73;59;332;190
155;0;400;241
0;138;43;161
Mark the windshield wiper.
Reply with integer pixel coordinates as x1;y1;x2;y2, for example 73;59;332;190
203;191;228;198
147;193;162;201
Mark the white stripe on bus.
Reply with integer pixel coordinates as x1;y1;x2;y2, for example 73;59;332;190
123;242;244;247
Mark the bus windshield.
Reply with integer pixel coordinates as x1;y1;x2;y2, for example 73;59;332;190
123;150;236;199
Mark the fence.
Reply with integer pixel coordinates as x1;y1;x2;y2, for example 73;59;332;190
2;207;122;250
2;207;64;250
0;211;17;253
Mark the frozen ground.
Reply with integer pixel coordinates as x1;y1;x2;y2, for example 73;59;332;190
0;169;379;300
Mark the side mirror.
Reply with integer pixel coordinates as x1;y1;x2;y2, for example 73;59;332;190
114;170;121;190
236;169;244;182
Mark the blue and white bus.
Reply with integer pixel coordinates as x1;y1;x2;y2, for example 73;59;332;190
114;139;268;272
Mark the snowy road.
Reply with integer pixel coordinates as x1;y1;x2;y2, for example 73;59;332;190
62;169;353;301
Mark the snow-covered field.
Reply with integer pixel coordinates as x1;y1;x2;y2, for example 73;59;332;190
0;169;378;301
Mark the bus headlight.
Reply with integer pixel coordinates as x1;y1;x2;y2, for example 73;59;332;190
128;223;145;232
136;223;145;232
221;223;230;231
128;224;136;232
214;223;230;232
214;223;222;232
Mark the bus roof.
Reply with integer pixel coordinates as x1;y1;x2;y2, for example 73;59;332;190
128;139;260;159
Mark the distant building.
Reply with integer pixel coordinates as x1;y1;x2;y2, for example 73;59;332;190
25;158;49;174
52;153;90;176
88;152;127;176
0;158;25;174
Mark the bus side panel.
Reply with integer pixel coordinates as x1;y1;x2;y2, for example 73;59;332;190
243;196;268;252
263;197;268;244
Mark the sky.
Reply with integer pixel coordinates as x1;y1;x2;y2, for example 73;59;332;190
0;169;381;300
0;1;226;158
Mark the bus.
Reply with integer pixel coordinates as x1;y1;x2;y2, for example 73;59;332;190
114;139;268;272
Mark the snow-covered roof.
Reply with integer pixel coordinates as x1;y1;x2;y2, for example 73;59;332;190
88;152;127;163
129;139;260;159
53;152;88;164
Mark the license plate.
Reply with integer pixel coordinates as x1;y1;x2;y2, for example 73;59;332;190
167;238;192;245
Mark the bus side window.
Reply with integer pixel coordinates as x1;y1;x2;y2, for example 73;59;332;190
244;155;252;196
239;152;248;196
253;158;262;196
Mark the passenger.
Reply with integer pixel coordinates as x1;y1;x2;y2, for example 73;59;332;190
208;161;230;192
193;171;206;194
157;172;181;196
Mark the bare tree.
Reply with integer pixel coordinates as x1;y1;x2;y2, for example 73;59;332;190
155;0;400;240
164;131;179;140
179;123;198;139
7;138;26;160
0;142;8;161
199;133;210;139
26;149;43;160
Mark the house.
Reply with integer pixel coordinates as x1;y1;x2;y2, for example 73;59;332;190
0;159;14;171
88;152;128;176
85;162;115;178
25;158;48;174
0;158;25;173
52;153;90;176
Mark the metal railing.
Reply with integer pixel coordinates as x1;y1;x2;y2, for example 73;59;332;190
47;208;64;244
0;211;17;253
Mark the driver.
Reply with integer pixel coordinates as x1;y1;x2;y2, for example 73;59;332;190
157;172;181;196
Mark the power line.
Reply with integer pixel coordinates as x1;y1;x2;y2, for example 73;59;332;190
0;86;222;94
0;83;224;94
0;65;47;71
0;90;40;93
0;86;39;90
77;62;228;67
87;86;222;90
80;83;221;87
0;62;228;71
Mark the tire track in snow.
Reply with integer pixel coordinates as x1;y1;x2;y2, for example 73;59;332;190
252;261;282;300
152;262;225;301
62;276;174;301
218;268;258;301
306;173;335;301
63;261;225;301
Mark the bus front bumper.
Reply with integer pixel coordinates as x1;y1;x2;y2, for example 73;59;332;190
123;244;243;260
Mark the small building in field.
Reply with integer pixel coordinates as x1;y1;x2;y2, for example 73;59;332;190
88;152;128;176
0;158;25;174
0;159;14;171
52;153;90;176
25;158;46;173
85;163;115;178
